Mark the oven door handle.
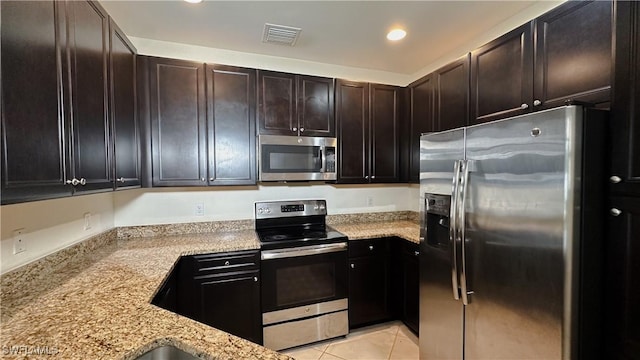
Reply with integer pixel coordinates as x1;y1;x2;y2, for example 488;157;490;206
261;242;347;260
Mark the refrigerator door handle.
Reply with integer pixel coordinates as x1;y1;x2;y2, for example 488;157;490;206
450;160;461;301
459;159;473;305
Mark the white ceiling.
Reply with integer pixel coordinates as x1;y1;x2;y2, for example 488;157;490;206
100;1;547;76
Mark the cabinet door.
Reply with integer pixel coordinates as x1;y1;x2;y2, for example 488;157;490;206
336;80;370;183
197;272;262;345
370;84;400;183
67;0;112;193
148;57;207;186
435;55;469;131
206;65;257;185
1;1;71;204
408;75;435;183
258;71;297;135
348;255;390;328
470;22;534;125
109;19;140;189
604;197;640;359
610;0;640;197
403;243;419;334
297;75;335;137
534;0;612;110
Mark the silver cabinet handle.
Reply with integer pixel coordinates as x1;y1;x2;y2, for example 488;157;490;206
520;103;529;109
610;208;622;217
117;177;125;183
368;245;374;251
533;99;542;106
609;176;622;184
224;261;230;266
293;127;297;131
66;178;79;186
414;251;419;256
300;127;305;132
254;277;258;282
350;263;355;269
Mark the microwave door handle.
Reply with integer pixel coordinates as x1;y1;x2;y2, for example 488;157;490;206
320;147;326;173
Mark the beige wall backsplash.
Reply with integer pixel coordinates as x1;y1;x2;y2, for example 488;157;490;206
0;192;115;274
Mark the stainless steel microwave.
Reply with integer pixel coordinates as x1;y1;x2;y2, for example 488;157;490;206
258;135;337;181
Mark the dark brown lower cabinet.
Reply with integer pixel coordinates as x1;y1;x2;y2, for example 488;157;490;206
400;240;419;334
348;238;391;328
604;196;640;359
153;251;262;345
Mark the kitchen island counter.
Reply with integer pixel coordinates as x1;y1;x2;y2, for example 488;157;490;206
0;229;289;360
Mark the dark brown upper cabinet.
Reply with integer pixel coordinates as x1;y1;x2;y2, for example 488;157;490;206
142;57;257;187
258;71;335;137
534;0;612;110
470;22;534;125
336;80;400;184
470;1;612;125
406;74;436;183
206;65;257;185
609;0;640;198
109;18;140;189
1;0;123;204
147;57;207;187
434;54;470;131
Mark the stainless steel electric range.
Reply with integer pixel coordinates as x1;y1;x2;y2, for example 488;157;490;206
255;199;349;351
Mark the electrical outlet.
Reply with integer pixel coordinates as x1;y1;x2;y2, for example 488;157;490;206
13;229;26;254
366;196;373;206
84;213;92;230
195;203;205;216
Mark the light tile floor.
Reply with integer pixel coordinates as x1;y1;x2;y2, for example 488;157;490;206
282;321;419;360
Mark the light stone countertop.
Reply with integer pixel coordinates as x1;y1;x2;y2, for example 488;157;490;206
0;219;419;360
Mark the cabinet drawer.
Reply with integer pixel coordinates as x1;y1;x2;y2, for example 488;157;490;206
189;250;259;276
349;238;389;258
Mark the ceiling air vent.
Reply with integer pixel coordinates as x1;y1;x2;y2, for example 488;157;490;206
262;23;302;46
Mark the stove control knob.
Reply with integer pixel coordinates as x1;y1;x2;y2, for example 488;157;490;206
314;204;319;210
265;208;272;214
319;204;325;211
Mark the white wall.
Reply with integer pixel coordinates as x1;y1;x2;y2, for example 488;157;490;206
0;192;115;274
114;184;420;227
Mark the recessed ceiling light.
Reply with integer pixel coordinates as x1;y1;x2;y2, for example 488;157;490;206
184;0;203;3
387;29;407;41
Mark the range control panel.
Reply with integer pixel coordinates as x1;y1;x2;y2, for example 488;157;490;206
255;200;326;219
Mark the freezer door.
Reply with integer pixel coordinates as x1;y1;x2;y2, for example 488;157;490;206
462;106;582;359
419;129;464;360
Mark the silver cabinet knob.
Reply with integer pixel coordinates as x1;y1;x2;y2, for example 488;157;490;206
300;127;305;132
201;178;206;182
414;251;420;256
224;261;230;266
520;103;529;109
371;175;376;179
610;208;622;217
66;178;79;186
533;99;542;106
609;176;622;184
369;245;374;251
79;178;87;185
117;177;125;183
365;175;369;179
209;177;215;181
350;263;355;269
292;127;297;132
254;277;258;282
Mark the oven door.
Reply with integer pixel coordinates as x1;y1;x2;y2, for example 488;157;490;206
261;242;348;313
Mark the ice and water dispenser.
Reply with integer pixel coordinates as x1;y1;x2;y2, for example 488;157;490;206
424;193;451;248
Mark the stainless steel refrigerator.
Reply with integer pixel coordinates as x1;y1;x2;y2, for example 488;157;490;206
419;105;606;360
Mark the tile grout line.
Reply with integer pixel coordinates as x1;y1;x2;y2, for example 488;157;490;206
386;326;401;360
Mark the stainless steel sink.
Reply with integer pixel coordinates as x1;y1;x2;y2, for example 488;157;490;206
135;345;199;360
